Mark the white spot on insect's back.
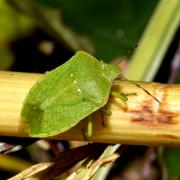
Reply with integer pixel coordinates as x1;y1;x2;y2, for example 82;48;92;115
71;73;78;87
70;73;81;93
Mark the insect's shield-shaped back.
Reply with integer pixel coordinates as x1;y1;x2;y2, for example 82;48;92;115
21;51;120;137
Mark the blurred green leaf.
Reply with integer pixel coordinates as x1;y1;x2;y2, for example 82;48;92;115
164;148;180;180
175;74;180;83
0;46;13;70
33;0;158;60
0;0;34;70
8;0;95;54
61;0;158;60
0;0;33;43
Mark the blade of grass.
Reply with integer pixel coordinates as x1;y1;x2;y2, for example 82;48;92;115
125;0;180;81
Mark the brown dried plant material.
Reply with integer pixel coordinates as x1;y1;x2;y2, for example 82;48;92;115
9;143;106;180
9;162;53;180
70;153;120;180
67;145;127;180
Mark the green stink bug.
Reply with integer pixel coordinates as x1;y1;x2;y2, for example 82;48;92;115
21;51;121;137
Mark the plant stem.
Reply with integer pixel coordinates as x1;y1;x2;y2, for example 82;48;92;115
0;71;180;146
125;0;180;81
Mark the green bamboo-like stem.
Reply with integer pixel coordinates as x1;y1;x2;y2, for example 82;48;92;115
125;0;180;81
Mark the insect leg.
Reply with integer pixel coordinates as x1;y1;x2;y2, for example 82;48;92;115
121;76;161;104
82;116;93;142
110;91;128;101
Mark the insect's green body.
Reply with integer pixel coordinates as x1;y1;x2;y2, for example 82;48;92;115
21;51;120;137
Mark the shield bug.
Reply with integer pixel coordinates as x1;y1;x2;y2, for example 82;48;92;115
21;51;123;137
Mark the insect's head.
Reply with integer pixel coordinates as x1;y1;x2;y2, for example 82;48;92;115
101;63;121;82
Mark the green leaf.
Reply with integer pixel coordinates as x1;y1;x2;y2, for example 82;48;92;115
18;0;158;60
0;0;33;43
51;0;158;60
0;46;13;70
164;148;180;179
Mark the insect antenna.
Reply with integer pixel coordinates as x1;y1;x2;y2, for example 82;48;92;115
120;76;161;104
113;45;161;104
